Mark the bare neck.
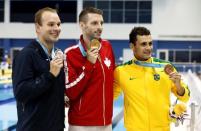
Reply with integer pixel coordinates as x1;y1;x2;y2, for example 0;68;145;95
82;35;91;50
44;43;53;55
38;38;53;55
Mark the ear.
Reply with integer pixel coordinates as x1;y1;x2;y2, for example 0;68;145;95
79;22;85;29
35;23;40;33
130;43;134;49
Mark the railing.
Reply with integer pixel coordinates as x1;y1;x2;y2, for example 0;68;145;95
182;71;201;131
173;63;201;73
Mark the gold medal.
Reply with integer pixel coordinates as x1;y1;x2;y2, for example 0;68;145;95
90;39;100;49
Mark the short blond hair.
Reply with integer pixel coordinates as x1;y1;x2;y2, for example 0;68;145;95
34;7;57;25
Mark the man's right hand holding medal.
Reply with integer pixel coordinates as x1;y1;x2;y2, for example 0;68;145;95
164;64;185;96
87;39;100;64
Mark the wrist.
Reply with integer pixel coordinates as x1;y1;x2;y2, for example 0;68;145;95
176;85;185;96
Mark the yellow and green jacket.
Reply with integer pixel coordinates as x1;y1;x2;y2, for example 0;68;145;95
114;57;190;131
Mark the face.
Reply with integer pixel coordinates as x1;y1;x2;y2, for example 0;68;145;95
36;11;61;45
132;35;153;61
80;13;103;40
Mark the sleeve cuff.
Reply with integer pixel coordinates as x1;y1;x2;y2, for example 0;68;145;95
46;72;56;80
176;85;190;102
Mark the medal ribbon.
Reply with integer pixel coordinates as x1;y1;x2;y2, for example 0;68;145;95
134;60;166;68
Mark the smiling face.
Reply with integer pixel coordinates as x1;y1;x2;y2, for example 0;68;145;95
132;35;153;61
80;13;103;40
36;11;61;45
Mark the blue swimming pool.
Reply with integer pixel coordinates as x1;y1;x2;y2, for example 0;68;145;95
0;85;17;131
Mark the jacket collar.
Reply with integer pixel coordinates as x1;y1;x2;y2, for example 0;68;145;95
36;38;55;60
133;57;166;68
29;40;51;60
133;56;152;63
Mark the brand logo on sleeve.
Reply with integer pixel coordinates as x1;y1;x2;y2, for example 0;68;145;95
129;76;136;80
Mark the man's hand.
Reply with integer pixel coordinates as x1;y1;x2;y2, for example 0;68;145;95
86;48;99;64
169;72;181;84
50;58;63;77
169;72;185;96
65;95;70;107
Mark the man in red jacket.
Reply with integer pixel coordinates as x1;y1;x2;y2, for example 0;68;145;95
64;7;115;131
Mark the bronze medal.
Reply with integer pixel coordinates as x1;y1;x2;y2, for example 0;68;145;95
164;64;174;75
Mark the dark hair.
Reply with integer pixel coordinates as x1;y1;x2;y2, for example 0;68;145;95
35;7;57;26
79;7;103;22
129;27;151;44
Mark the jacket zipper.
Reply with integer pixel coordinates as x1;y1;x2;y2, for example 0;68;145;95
98;56;106;125
144;67;151;130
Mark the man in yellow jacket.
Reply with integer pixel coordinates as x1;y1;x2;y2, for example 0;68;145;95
114;27;190;131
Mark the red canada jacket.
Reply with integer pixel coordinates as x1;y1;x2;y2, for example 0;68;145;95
64;35;115;126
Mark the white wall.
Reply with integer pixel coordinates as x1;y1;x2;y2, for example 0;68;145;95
152;0;201;40
0;0;201;40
